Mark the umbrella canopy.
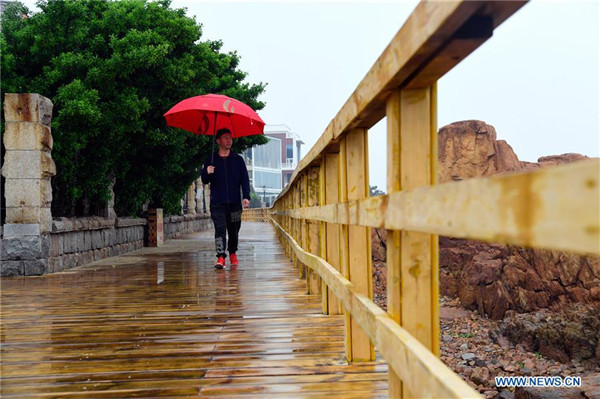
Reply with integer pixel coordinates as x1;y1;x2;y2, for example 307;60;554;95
164;94;265;138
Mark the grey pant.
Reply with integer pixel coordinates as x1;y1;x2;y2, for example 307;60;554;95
210;203;242;258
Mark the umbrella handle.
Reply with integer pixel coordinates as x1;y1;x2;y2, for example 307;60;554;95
210;112;218;165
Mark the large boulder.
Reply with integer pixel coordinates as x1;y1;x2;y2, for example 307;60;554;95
436;120;598;321
438;120;523;182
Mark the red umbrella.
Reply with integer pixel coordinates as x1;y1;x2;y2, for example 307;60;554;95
164;94;265;138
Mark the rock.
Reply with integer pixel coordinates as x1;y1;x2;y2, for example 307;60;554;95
435;121;598;320
460;343;469;351
537;153;590;167
470;366;490;385
515;386;584;399
498;390;515;399
462;353;476;361
500;304;600;364
438;120;523;183
442;334;454;343
520;367;532;376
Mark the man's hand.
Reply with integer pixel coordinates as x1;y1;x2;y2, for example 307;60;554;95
207;166;215;174
242;199;250;209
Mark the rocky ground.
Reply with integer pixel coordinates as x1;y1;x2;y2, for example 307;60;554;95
373;261;600;399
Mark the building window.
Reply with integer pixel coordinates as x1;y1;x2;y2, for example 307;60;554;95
254;170;282;190
254;138;281;169
286;143;293;159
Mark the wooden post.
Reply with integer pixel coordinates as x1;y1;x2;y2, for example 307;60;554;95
298;174;307;279
338;137;352;360
386;90;403;398
318;160;329;314
148;208;164;247
325;153;343;315
306;166;322;296
386;85;439;397
344;128;374;362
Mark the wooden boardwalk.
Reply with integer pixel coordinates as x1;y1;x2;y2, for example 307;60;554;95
0;222;387;398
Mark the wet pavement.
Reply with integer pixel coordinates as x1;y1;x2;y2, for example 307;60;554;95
1;222;387;397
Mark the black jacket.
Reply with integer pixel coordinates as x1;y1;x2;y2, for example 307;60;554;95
201;152;250;205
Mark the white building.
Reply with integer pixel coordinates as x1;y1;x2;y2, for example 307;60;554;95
243;125;304;207
263;124;304;188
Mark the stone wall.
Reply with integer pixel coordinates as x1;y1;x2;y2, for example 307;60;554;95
2;93;214;277
164;214;212;239
46;217;146;273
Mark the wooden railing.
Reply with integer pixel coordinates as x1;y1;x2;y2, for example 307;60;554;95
242;207;270;222
265;1;599;398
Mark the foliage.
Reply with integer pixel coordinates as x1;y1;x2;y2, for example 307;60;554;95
249;190;262;209
1;0;267;216
370;185;385;197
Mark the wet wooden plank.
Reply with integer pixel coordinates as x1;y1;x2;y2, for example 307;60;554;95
0;223;387;398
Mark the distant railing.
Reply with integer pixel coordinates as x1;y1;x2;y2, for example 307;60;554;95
242;208;270;222
282;158;296;169
263;1;600;398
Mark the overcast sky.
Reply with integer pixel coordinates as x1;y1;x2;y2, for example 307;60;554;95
168;0;598;191
22;0;600;191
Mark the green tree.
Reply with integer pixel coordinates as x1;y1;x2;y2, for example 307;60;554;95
1;0;268;216
370;185;385;196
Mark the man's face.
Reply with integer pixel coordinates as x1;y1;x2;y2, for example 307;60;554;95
217;133;233;149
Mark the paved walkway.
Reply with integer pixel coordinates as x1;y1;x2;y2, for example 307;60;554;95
1;222;387;398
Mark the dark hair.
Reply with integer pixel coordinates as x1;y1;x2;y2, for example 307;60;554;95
216;128;232;139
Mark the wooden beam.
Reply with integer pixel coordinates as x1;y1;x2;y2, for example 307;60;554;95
270;218;480;399
276;160;600;257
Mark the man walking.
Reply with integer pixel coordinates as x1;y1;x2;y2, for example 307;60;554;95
201;128;250;269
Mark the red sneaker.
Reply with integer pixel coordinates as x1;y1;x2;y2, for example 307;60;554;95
215;256;226;269
230;253;239;267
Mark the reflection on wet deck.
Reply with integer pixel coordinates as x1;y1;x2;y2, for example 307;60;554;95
1;222;387;397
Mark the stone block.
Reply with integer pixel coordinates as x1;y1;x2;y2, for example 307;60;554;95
41;180;52;207
75;232;84;252
74;253;83;267
63;254;76;269
1;260;23;277
2;151;56;179
84;231;92;251
91;231;102;249
41;234;51;257
103;229;112;247
3;122;53;151
2;223;40;237
61;232;71;253
66;232;79;253
82;251;94;265
4;93;53;125
1;236;42;260
50;234;63;256
4;179;41;209
5;206;52;232
48;257;63;273
24;259;47;275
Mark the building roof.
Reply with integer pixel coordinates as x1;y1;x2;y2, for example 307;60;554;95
264;124;304;144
